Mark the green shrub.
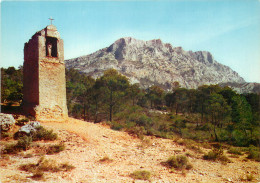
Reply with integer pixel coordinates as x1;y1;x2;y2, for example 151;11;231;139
19;157;75;173
203;150;218;161
154;131;175;139
3;136;32;154
251;128;260;146
39;158;60;172
16;118;29;126
127;113;152;127
218;129;230;142
203;147;231;163
1;132;12;139
127;126;146;139
180;128;193;139
247;145;260;162
125;121;136;129
32;126;57;141
110;121;124;131
177;139;202;153
231;130;249;147
175;119;186;128
13;131;25;140
47;143;65;154
196;123;211;131
193;130;211;142
3;143;20;154
218;154;232;163
228;147;242;155
240;147;250;152
137;115;152;127
20;157;60;172
130;170;151;180
158;122;172;133
164;155;192;170
16;136;32;150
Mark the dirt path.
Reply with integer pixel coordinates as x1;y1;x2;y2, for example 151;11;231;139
1;118;259;182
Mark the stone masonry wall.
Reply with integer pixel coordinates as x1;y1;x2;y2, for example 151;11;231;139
23;34;40;116
23;25;68;121
37;60;67;121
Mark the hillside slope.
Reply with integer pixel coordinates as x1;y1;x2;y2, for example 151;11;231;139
65;37;251;91
1;118;259;182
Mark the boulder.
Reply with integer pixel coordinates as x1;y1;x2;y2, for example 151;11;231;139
19;121;41;135
0;113;15;131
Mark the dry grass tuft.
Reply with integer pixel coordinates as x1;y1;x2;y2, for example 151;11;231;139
163;155;193;170
203;147;232;164
19;156;75;178
47;142;65;154
99;156;113;163
130;170;151;180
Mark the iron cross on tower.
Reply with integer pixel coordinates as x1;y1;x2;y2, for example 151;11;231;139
49;17;54;25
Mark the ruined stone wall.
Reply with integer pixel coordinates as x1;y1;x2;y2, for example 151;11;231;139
23;35;40;116
23;25;68;121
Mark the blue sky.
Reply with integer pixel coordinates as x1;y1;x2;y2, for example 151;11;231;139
1;0;260;82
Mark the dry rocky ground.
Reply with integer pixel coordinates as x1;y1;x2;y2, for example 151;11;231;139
0;117;259;183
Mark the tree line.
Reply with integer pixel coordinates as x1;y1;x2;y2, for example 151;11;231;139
66;68;259;146
1;67;259;147
1;67;23;103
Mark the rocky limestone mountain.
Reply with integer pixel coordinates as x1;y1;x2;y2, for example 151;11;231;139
66;37;258;93
219;82;260;94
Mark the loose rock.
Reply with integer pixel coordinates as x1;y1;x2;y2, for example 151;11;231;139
19;121;41;134
0;113;15;131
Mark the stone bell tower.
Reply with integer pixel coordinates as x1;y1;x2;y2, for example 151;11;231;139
23;24;68;121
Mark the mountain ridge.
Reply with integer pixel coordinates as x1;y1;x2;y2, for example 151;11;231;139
65;37;259;93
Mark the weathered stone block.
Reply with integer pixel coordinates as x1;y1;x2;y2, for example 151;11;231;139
0;113;15;131
19;121;41;135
